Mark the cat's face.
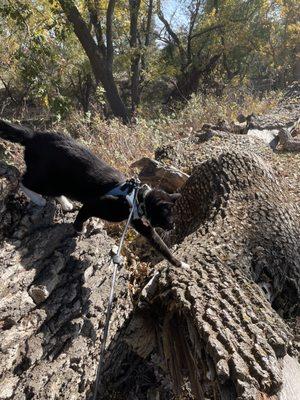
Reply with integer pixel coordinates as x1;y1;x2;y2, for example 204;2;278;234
144;189;181;230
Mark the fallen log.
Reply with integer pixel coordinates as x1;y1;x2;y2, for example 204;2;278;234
100;151;300;400
0;150;299;400
278;126;300;152
131;157;189;193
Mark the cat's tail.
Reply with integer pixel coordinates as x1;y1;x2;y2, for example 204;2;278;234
0;120;34;145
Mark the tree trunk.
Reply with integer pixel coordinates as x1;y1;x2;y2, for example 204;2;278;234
167;54;221;102
58;0;129;123
129;0;141;112
101;69;130;122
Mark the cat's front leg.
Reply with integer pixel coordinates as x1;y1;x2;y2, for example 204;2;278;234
131;218;189;268
73;204;92;233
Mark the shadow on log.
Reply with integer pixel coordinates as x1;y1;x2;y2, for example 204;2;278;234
101;151;300;400
1;150;300;400
0;161;133;399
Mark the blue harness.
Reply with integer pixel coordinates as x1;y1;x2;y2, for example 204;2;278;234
105;179;151;220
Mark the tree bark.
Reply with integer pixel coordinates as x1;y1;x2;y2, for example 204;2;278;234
0;160;134;399
1;148;299;399
100;151;300;399
129;0;142;112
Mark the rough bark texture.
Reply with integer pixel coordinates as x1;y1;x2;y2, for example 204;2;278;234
1;151;299;400
0;163;133;399
1;88;300;400
169;150;300;319
99;151;300;400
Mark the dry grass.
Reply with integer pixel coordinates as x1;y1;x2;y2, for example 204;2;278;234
52;88;279;175
54;115;161;173
2;87;280;176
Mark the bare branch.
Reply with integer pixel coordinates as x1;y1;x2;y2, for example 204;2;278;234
157;6;186;67
190;24;224;40
157;9;180;48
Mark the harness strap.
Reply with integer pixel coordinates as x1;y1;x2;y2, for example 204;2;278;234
135;184;151;219
105;179;151;220
105;181;129;197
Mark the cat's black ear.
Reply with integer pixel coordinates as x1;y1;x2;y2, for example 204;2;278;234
170;193;181;203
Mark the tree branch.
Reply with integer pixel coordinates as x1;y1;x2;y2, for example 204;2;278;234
157;6;186;68
129;0;142;110
190;24;224;40
144;0;153;47
106;0;116;69
85;0;106;56
58;0;104;72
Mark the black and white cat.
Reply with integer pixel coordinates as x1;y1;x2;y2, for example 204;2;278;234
0;119;188;268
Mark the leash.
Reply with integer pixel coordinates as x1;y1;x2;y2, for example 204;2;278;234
93;180;140;400
105;178;151;221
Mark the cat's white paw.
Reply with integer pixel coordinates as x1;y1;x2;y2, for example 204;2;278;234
141;270;160;299
180;261;190;270
56;196;73;211
62;202;73;211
